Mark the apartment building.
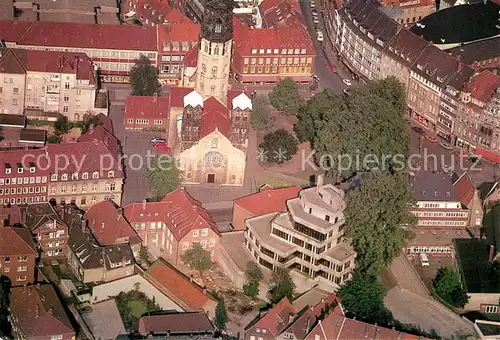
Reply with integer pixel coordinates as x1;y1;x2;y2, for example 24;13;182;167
20;203;70;259
407;170;470;256
0;226;36;286
448;37;500;73
381;0;435;25
331;0;398;81
123;188;221;264
0;48;98;121
121;0;173;26
0;20;157;83
244;178;356;292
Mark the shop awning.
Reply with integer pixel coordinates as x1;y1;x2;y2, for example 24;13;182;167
475;147;500;164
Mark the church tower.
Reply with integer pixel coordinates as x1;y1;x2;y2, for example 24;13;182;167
194;0;233;105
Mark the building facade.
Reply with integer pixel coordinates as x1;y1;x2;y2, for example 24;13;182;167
0;226;37;286
124;96;170;131
381;0;435;25
244;178;356;292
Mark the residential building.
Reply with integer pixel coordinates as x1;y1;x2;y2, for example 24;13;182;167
381;0;435;25
0;204;22;225
232;185;302;230
84;199;142;256
454;172;483;228
145;259;218;317
244;297;296;340
0;148;49;206
65;204;135;283
259;0;306;29
0;20;157;83
138;312;215;336
478;181;500;208
232;21;316;85
19;203;70;259
0;48;98;121
124;96;170;131
123;188;221;263
121;0;173;25
0;226;36;286
407;171;470;256
10;284;76;340
244;177;356;292
448;37;500;72
331;0;399;81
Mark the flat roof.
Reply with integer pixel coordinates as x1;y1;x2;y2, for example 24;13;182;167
0;114;26;127
246;213;295;254
19;128;46;143
292;287;331;312
410;228;468;246
325;242;355;262
410;2;500;44
287;198;332;230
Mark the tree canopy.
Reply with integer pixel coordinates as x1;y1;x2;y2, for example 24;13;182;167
270;267;295;303
181;242;213;279
251;94;274;130
130;54;161;96
433;267;469;308
259;129;299;164
80;115;103;134
147;156;181;199
215;298;228;331
268;77;302;115
54;115;72;136
0;276;12;337
344;171;416;275
243;261;263;299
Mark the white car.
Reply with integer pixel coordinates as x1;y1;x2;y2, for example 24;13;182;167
342;79;352;86
316;31;323;42
150;137;166;143
310;0;316;5
313;18;319;24
310;3;316;8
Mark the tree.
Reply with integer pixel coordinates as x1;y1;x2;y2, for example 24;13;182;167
54;115;72;136
181;242;213;280
251;94;274;130
46;134;62;144
344;171;416;275
147;156;181;198
433;267;469;308
139;246;151;266
269;267;295;303
243;262;263;299
215;298;228;331
259;129;299;164
80;115;102;134
338;272;393;325
0;276;12;337
268;77;302;115
130;54;161;96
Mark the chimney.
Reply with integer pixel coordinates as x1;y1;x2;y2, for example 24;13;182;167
203;288;207;295
104;136;109;146
316;174;324;191
489;244;495;262
321;298;325;303
81;219;87;233
89;124;95;132
458;62;463;73
306;317;311;332
153;93;158;102
288;313;294;324
142;199;147;210
48;307;53;315
117;207;123;217
35;304;39;318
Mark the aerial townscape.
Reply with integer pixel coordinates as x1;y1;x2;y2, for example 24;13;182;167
0;0;500;338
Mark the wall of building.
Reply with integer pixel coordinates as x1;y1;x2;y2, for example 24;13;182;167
0;254;35;286
232;204;252;231
178;227;220;265
465;293;500;312
48;178;123;208
35;221;68;259
0;73;25;114
102;264;135;282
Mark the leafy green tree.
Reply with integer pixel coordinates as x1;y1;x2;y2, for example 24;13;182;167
251;94;274;130
115;289;160;331
259;129;299;164
147;156;181;199
344;171;416;275
139;246;151;266
338;272;393;325
54;115;72;136
270;267;295;303
268;77;302;115
0;276;12;337
433;267;469;308
243;282;259;299
130;54;161;96
243;262;263;298
215;298;228;330
47;134;62;144
80;115;103;134
181;242;213;280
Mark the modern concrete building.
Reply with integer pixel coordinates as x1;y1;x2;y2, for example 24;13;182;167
244;177;356;292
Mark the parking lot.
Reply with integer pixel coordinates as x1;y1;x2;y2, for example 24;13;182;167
412;254;455;289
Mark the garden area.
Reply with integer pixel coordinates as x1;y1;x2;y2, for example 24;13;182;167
115;285;160;331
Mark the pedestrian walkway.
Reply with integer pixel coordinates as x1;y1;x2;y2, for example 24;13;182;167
389;254;430;298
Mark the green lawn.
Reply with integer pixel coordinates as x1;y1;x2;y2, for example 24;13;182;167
128;300;147;317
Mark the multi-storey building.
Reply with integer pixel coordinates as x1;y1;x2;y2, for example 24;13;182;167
0;48;98;121
448;37;500;73
0;149;49;206
244;178;356;292
124;188;221;263
20;203;70;259
0;226;37;286
0;20;158;83
121;0;173;26
381;0;435;25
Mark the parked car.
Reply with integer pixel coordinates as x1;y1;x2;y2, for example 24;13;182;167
150;137;166;143
330;64;337;72
310;1;316;8
316;31;324;42
154;143;171;153
438;141;452;150
342;79;351;86
419;253;429;268
412;126;425;134
425;135;437;143
312;9;318;15
313;18;319;24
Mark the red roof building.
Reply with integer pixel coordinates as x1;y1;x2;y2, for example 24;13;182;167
245;297;296;339
145;258;217;316
0;205;22;225
0;226;36;286
232;23;316;85
138;311;214;336
121;0;173;25
124;96;170;131
232;186;302;230
381;0;436;24
259;0;306;29
10;284;76;340
199;97;231;139
453;172;484;228
123;188;221;264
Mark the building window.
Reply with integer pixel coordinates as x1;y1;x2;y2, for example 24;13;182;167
183;242;189;250
201;228;208;236
16;276;27;282
212;66;217;77
209;239;215;247
71;173;78;180
92;171;99;179
5;257;10;263
63;106;68;113
210;85;215;94
211;138;218;148
202;63;206;73
17;256;27;262
17;266;27;272
82;172;88;180
193;230;199;237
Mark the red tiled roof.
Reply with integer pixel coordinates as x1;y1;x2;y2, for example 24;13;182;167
84;200;141;246
0;226;36;256
260;0;306;28
169;87;196;108
125;96;170;120
0;148;51;177
122;0;172;25
0;206;22;225
252;297;295;336
0;21;34;42
200;97;231;138
475;147;500;164
77;124;120;157
382;0;435;9
466;70;500;102
164;8;192;24
157;21;200;52
123;188;220;241
10;284;75;338
138;312;214;335
183;46;199;68
0;20;156;51
234;186;302;216
454;173;476;207
146;259;216;310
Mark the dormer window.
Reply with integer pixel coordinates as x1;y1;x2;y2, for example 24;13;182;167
82;172;88;180
437;76;444;83
5;163;11;174
108;170;114;178
92;171;99;179
72;173;78;180
61;174;68;181
417;64;423;71
17;163;23;173
51;174;57;181
29;163;36;173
